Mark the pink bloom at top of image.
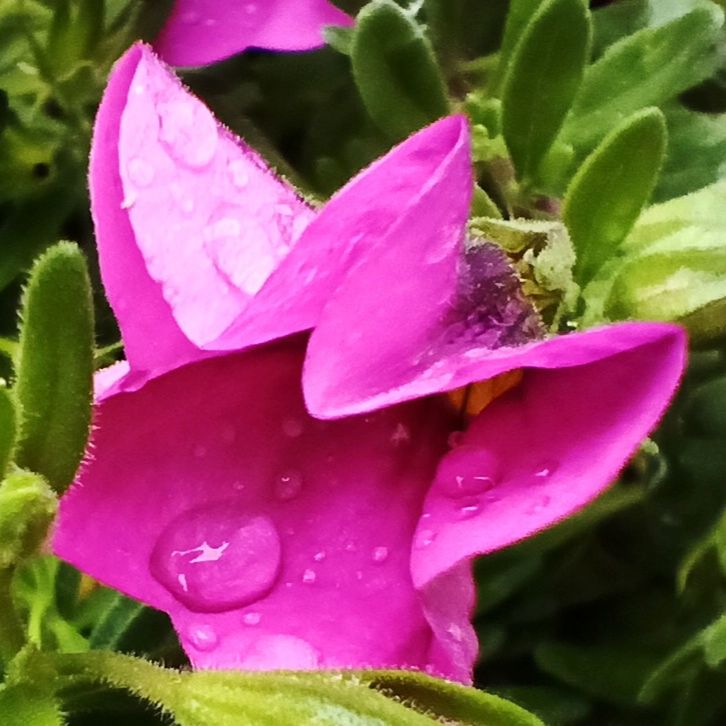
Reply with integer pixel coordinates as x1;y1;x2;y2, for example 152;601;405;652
53;43;687;683
155;0;353;66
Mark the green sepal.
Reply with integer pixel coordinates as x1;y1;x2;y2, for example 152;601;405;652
39;650;543;726
351;0;449;141
562;4;724;152
0;471;57;569
14;242;94;492
564;107;667;284
323;25;354;55
501;0;591;184
0;387;17;475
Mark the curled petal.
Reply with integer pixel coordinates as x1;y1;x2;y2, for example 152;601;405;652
156;0;353;67
412;323;686;680
91;44;313;375
54;343;460;675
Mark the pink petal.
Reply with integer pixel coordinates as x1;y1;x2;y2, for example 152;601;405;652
411;323;686;680
92;43;314;375
211;114;472;352
54;342;459;675
156;0;353;67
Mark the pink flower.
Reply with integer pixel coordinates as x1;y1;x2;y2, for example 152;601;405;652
155;0;353;66
54;44;686;683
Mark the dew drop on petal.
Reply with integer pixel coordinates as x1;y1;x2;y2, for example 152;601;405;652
127;157;155;187
526;495;551;515
302;568;317;584
457;501;481;520
157;98;218;168
415;529;436;549
239;634;320;670
274;471;303;501
371;546;389;564
188;624;218;651
313;551;327;562
242;611;262;626
150;502;281;612
533;459;559;480
438;447;501;498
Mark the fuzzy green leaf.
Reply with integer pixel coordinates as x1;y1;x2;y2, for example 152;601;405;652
14;242;94;491
0;684;65;726
564;107;666;283
501;0;591;184
562;5;724;151
0;386;16;474
351;0;449;140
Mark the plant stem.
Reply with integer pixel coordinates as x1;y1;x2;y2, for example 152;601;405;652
0;568;25;671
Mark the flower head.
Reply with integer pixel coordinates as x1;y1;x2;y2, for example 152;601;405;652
155;0;353;67
54;44;686;683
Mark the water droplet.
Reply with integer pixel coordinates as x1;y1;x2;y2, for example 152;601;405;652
313;551;326;562
526;495;551;515
157;98;218;168
188;624;218;651
238;634;320;670
127;157;154;187
221;425;236;444
274;471;303;501
281;417;303;438
390;423;411;447
228;159;250;188
371;546;389;564
150;502;281;612
302;568;317;584
437;447;501;498
533;459;559;480
193;444;207;459
415;529;436;549
457;501;481;520
355;570;364;581
344;541;357;553
242;611;261;626
447;431;464;448
446;623;464;642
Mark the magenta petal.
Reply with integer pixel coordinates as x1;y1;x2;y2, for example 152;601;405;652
92;44;313;372
411;324;685;674
54;343;457;674
156;0;353;67
211;115;472;352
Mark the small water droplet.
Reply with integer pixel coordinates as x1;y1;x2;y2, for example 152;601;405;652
188;624;218;651
457;501;481;520
390;422;411;447
355;570;364;581
438;447;501;498
447;431;464;448
274;471;303;501
193;444;207;459
446;623;464;642
158;98;218;168
302;568;317;584
228;159;250;188
415;529;436;549
242;611;262;626
533;459;559;480
371;546;389;564
313;551;326;562
526;495;551;515
127;157;154;187
150;502;281;612
281;418;303;438
344;541;357;553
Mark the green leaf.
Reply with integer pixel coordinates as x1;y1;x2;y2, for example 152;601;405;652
351;0;449;140
564;107;666;283
0;386;17;474
501;0;591;183
562;5;724;151
323;25;354;55
0;684;65;726
14;242;94;491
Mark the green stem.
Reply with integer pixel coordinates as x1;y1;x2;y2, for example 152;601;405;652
0;568;25;671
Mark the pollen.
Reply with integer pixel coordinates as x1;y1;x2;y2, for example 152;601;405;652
447;369;524;419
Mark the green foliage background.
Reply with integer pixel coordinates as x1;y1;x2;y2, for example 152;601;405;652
0;1;725;724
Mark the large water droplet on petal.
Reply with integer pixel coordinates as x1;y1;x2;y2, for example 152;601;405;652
157;98;218;169
239;634;320;670
150;502;281;612
371;546;389;564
